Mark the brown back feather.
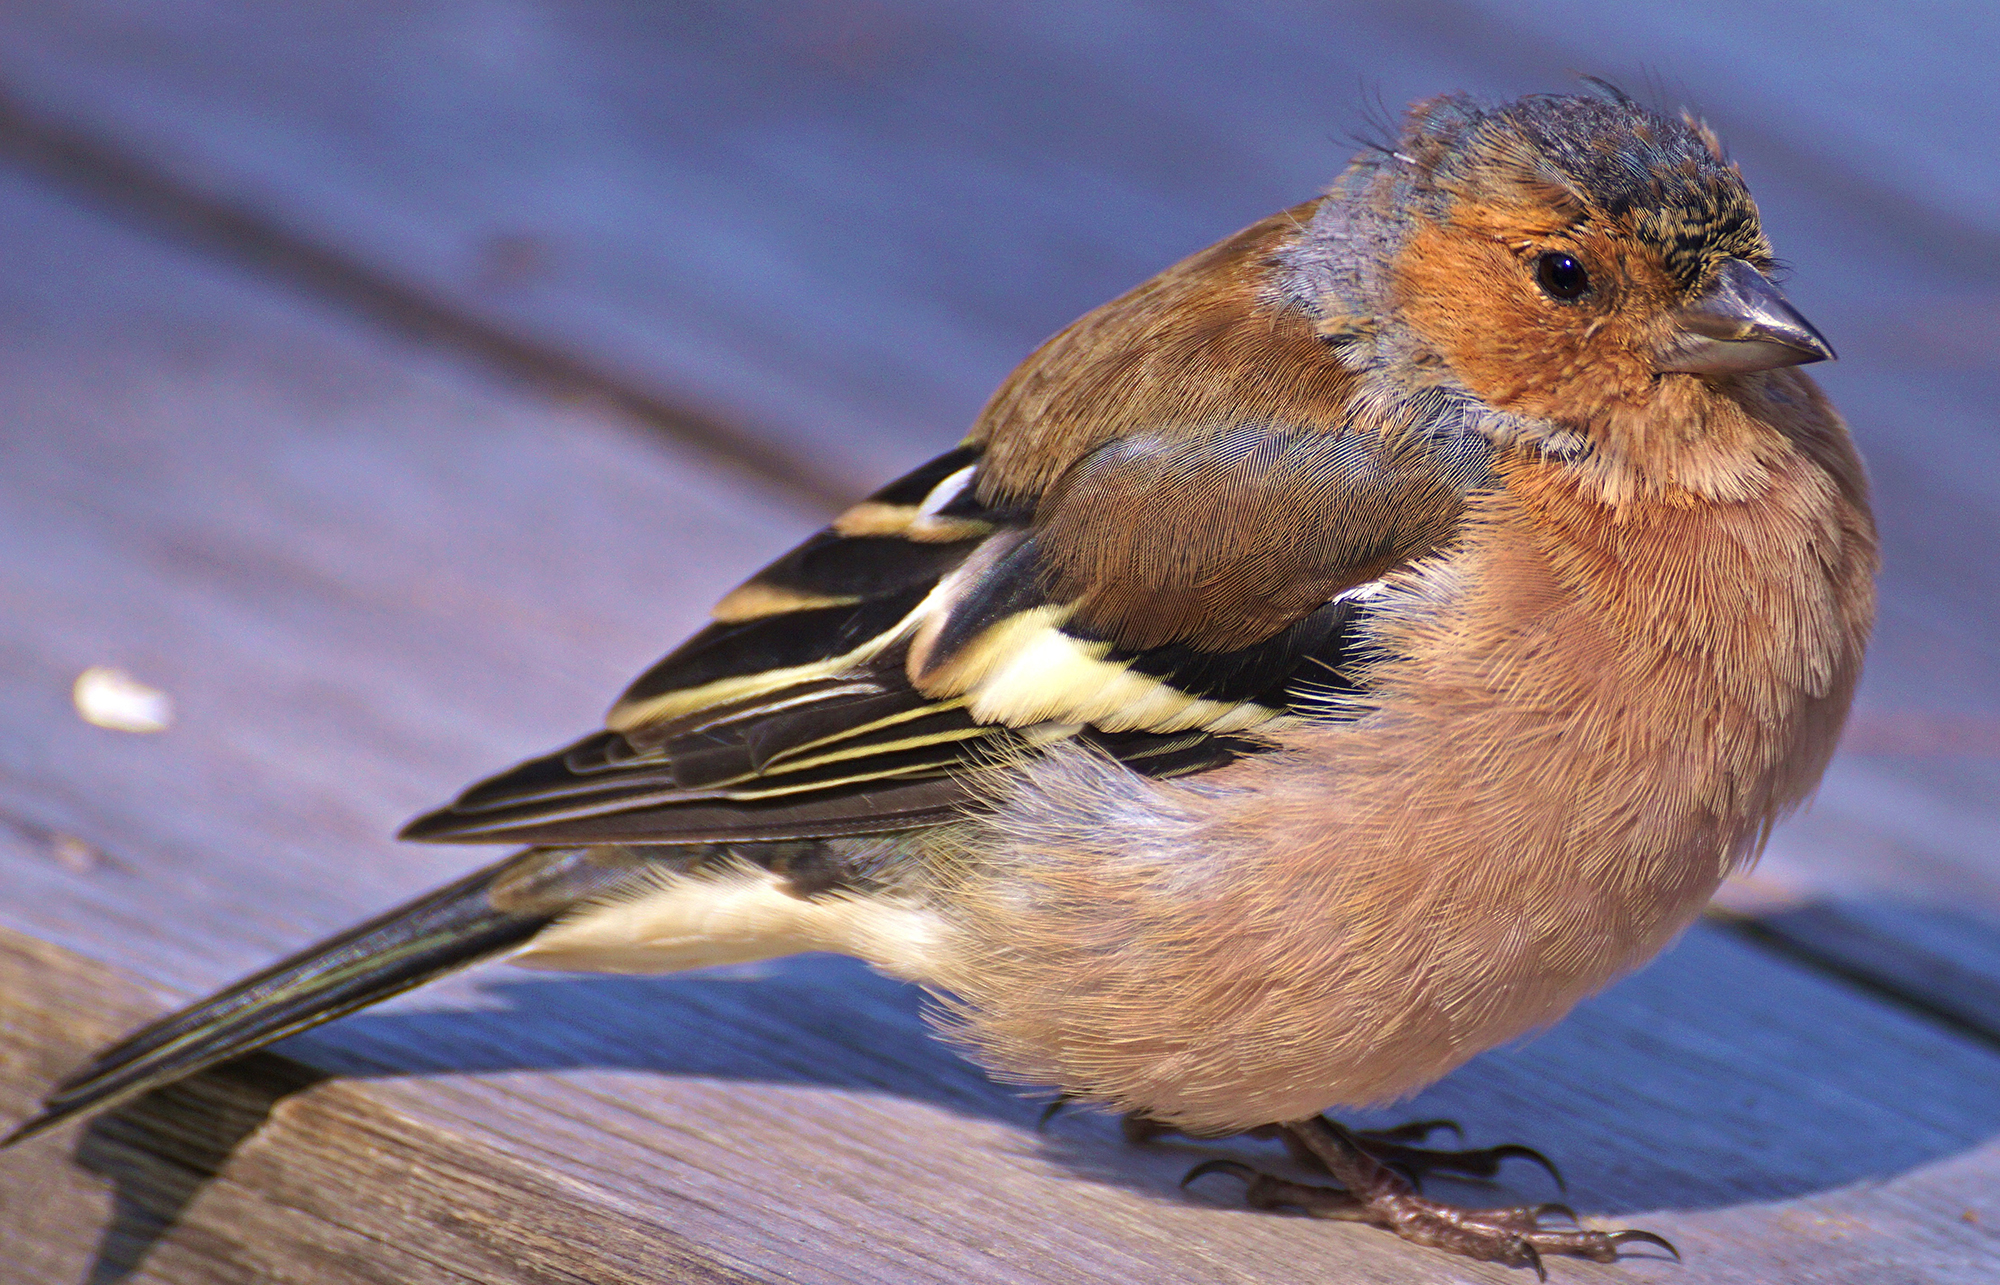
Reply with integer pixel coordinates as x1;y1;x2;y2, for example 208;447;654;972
1035;417;1485;651
971;202;1351;500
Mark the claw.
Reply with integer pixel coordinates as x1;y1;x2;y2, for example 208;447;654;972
1518;1239;1547;1282
1530;1202;1578;1226
1181;1158;1259;1190
1609;1229;1682;1262
1036;1095;1073;1132
1490;1143;1565;1193
1349;1137;1564;1192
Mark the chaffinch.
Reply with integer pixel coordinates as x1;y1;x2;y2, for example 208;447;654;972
9;85;1877;1274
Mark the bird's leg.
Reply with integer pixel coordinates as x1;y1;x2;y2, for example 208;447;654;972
1183;1117;1677;1279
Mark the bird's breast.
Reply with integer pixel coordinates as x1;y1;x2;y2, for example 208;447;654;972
923;433;1875;1133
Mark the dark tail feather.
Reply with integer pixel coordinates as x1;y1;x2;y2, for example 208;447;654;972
3;845;650;1146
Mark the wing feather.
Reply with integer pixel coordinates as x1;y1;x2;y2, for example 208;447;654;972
407;284;1492;848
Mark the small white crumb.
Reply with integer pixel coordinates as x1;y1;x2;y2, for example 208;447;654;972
50;833;102;872
73;666;174;733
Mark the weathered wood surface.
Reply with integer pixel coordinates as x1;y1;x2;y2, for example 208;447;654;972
0;3;1996;1282
0;2;1994;499
0;0;1991;875
8;917;2000;1285
0;156;1997;1283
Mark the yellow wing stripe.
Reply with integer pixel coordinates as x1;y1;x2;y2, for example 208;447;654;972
916;606;1287;736
831;502;994;544
607;576;956;733
717;759;961;802
760;697;972;768
710;583;864;623
755;724;1002;779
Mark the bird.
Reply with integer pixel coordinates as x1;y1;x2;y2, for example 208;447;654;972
5;84;1876;1275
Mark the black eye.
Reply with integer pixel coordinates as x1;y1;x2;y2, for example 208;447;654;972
1536;251;1590;301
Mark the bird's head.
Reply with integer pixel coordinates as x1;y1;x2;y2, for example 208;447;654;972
1289;88;1834;475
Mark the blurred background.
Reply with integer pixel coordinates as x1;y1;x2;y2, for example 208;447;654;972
6;0;1988;895
1;5;1996;1280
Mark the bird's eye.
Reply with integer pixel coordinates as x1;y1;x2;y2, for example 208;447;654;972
1535;252;1590;301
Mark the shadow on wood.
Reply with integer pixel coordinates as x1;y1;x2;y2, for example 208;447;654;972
72;1054;325;1285
299;952;1032;1123
258;917;2000;1220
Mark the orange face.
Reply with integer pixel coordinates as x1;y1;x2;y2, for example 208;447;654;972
1380;101;1781;436
1393;197;1686;426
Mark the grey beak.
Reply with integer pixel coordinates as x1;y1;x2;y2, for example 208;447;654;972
1655;258;1836;375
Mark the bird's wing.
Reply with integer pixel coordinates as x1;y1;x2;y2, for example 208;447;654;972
403;408;1489;849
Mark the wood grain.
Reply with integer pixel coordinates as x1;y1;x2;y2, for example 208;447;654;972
0;5;1995;1281
0;929;764;1285
0;0;1990;897
0;144;1997;1282
0;1;1991;489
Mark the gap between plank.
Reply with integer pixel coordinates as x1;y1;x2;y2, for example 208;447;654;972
0;77;850;516
1712;906;2000;1057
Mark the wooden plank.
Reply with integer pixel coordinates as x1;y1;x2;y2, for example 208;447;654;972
0;1;1991;907
1708;873;2000;1057
0;930;758;1285
11;889;2000;1283
0;162;817;986
2;152;2000;1283
0;5;1992;1272
4;0;1997;1090
0;1;1991;487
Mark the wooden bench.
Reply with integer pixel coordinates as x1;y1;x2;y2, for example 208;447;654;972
1;5;1996;1280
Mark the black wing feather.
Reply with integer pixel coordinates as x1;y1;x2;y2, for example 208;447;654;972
406;430;1475;848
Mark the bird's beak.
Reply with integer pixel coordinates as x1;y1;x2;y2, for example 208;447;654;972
1654;258;1836;375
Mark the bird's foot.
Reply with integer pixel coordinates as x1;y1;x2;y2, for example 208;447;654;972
1122;1110;1558;1193
1332;1116;1564;1192
1181;1116;1677;1279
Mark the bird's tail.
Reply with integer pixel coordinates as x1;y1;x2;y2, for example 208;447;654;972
3;844;651;1146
